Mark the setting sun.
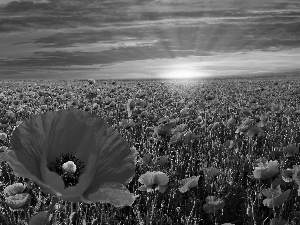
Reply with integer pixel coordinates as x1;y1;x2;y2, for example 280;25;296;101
160;64;208;79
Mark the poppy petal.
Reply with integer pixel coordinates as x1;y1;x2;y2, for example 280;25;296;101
82;182;138;207
45;109;107;165
158;185;166;193
263;190;290;208
4;183;26;197
28;211;49;225
269;218;289;225
5;193;31;210
138;185;148;192
138;172;154;186
153;173;169;186
82;125;137;195
0;150;42;185
203;203;212;213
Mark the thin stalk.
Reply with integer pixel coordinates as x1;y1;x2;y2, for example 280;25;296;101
43;196;59;225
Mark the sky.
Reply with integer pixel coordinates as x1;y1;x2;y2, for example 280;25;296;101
0;0;300;79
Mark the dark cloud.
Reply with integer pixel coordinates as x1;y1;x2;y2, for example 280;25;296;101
3;1;54;12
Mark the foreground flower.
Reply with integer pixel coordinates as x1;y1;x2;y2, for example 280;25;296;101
178;176;200;193
0;109;138;207
253;159;279;179
4;183;31;210
138;171;169;193
203;196;225;213
261;185;290;208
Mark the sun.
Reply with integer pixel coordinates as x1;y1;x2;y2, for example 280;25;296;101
160;64;207;79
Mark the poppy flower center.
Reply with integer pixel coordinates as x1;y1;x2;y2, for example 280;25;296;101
48;153;85;189
62;161;77;174
150;183;159;189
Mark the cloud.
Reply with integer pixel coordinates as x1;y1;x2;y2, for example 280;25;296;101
0;0;49;6
0;0;299;79
2;48;300;79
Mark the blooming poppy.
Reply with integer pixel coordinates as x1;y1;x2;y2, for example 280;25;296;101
210;122;221;131
87;79;95;85
0;132;7;141
284;107;295;115
119;119;135;129
182;131;198;144
139;111;148;119
180;108;189;117
284;145;299;156
138;171;169;193
281;169;294;183
0;146;8;153
224;140;235;149
269;218;289;225
155;155;169;166
253;160;279;179
227;117;236;126
178;176;200;193
29;211;50;225
203;196;225;213
142;154;153;165
173;124;188;133
157;117;170;124
246;126;264;138
157;122;176;136
292;165;300;196
262;185;290;208
145;127;154;133
169;132;183;145
202;167;221;178
0;109;138;207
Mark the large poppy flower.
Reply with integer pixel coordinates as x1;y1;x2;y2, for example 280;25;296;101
0;109;138;207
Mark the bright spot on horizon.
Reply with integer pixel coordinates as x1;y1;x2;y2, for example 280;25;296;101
160;64;208;79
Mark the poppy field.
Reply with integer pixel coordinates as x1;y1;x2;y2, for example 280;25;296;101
1;74;300;225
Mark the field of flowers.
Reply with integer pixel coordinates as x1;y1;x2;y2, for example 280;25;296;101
1;75;300;225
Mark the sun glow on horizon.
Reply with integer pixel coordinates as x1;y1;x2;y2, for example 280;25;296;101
160;63;209;79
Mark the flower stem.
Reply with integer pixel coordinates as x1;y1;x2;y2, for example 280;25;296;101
43;196;59;225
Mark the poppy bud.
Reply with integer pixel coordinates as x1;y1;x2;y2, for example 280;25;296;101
4;183;31;210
